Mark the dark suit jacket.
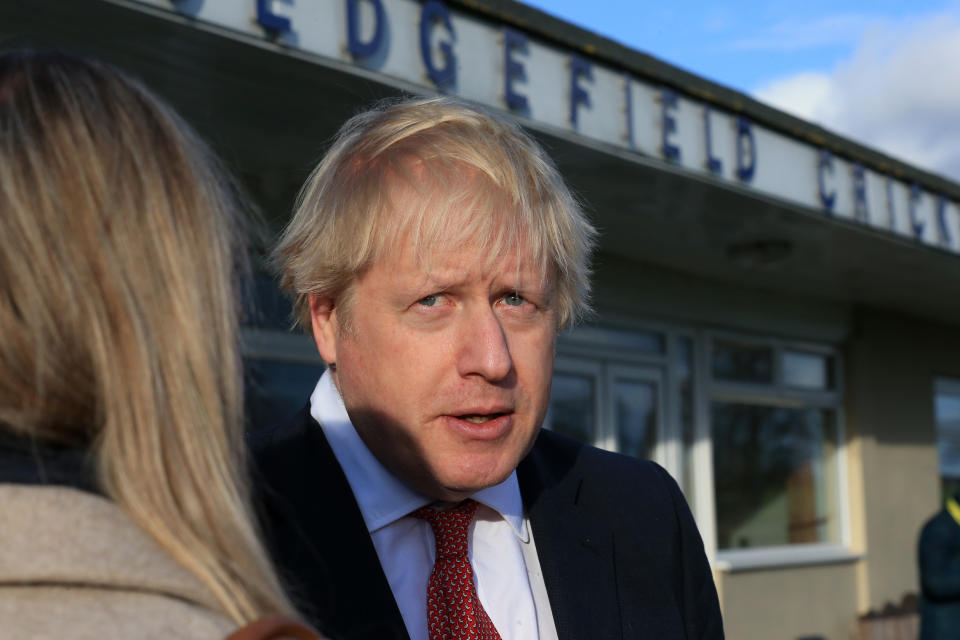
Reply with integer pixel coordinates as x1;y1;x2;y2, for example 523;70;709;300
918;506;960;640
251;406;724;640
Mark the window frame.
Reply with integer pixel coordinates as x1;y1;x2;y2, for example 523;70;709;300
605;362;667;465
242;328;325;365
703;329;852;570
556;321;701;506
548;355;605;448
551;355;669;465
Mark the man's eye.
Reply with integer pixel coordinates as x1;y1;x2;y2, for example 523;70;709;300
503;292;526;307
417;294;442;307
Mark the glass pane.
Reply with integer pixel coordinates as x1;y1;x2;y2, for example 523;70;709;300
677;337;696;500
546;373;595;445
244;271;296;332
712;340;774;384
712;402;839;549
614;379;657;460
783;350;833;390
245;359;326;434
562;325;665;354
935;379;960;501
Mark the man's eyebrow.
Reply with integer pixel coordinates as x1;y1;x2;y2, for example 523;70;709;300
419;273;464;290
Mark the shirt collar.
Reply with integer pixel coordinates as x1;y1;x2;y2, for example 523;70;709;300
309;370;528;542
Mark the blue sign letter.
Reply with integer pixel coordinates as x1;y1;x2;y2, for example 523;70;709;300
257;0;291;32
420;1;456;88
503;28;529;113
347;0;385;59
909;183;925;239
938;197;953;247
852;163;869;223
661;89;680;163
818;149;836;212
736;117;756;183
703;106;721;175
569;55;592;129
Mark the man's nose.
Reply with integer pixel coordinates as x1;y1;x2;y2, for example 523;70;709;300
457;304;513;381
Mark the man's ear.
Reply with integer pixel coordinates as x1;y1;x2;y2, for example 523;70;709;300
309;294;339;365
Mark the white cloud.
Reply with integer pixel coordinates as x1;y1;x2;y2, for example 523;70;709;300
752;12;960;181
754;72;833;121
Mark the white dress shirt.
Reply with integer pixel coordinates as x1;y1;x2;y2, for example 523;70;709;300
310;371;558;640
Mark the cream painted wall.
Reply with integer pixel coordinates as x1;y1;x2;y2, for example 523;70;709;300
846;310;960;612
720;563;859;640
582;258;960;628
591;253;851;343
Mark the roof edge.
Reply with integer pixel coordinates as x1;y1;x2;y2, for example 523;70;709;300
449;0;960;199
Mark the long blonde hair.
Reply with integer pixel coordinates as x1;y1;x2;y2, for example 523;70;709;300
0;51;292;623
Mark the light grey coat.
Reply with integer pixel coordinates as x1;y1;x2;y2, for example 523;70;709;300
0;484;235;639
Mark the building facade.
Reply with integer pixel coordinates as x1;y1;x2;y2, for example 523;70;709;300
8;1;960;638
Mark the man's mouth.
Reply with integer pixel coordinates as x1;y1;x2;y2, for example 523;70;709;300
458;413;508;424
444;410;514;440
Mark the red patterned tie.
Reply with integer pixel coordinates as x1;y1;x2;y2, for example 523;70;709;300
412;499;503;640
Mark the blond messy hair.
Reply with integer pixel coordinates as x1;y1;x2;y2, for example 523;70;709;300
0;52;292;624
274;96;596;333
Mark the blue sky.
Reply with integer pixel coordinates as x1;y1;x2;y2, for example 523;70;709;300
521;1;960;180
521;0;953;93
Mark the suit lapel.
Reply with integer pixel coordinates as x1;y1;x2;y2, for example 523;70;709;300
258;413;627;640
518;432;622;640
252;407;409;640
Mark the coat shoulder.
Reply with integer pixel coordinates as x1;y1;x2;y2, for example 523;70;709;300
0;485;234;638
920;509;959;540
0;584;234;639
525;428;686;519
521;429;725;639
248;404;329;494
249;404;315;458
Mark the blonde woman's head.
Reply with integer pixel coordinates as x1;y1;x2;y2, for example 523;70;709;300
0;50;248;442
0;50;290;623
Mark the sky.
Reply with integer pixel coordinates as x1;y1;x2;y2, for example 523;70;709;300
521;0;960;182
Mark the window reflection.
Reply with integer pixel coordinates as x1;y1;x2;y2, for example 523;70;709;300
783;350;834;390
712;340;774;383
935;378;960;500
614;379;657;460
245;272;296;332
712;402;839;549
546;373;595;445
677;337;696;501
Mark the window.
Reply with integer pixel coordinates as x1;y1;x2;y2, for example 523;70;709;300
712;403;840;548
546;370;598;445
935;378;960;501
709;335;845;558
782;350;835;390
546;325;692;496
712;339;774;384
241;269;328;434
612;368;660;462
677;337;697;508
546;356;666;463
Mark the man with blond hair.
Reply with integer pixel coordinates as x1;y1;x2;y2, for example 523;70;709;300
253;96;723;640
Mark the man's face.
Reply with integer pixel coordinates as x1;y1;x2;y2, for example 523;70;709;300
310;209;556;502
